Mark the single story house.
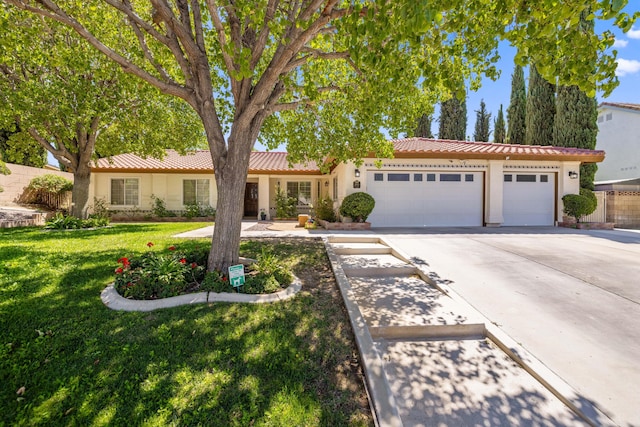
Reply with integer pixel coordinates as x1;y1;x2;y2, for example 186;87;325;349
90;138;604;227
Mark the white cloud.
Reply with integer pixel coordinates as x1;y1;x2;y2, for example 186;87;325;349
628;26;640;39
613;39;629;48
616;58;640;76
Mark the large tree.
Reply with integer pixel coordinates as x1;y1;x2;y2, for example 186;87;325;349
507;64;527;144
4;1;634;271
473;99;491;142
0;8;204;217
0;126;47;167
525;64;556;146
494;105;506;144
439;96;467;140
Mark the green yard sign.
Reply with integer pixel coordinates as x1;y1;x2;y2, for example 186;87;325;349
228;264;246;287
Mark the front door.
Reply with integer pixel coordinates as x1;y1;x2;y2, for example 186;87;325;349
244;183;258;217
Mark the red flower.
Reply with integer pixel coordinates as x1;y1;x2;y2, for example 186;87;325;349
117;257;130;267
168;246;176;251
191;262;197;269
222;277;228;281
115;267;123;274
147;242;154;247
179;258;187;264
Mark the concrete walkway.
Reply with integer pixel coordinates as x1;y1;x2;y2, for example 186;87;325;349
323;236;614;427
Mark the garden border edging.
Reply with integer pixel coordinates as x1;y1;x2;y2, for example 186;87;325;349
101;279;302;312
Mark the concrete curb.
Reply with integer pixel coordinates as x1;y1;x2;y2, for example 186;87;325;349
323;237;403;427
101;280;302;312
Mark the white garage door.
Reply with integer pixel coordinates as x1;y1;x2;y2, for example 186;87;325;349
366;171;483;227
502;173;555;226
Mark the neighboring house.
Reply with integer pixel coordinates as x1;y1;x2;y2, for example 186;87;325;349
594;103;640;227
595;102;640;189
90;138;603;227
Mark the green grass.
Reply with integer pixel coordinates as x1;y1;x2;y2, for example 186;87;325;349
0;224;372;426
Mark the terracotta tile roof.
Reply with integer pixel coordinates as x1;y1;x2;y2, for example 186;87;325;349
390;138;605;162
93;150;320;173
599;102;640;112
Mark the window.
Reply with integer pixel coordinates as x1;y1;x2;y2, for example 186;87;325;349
426;173;436;182
374;173;384;181
440;174;461;182
287;181;312;205
414;173;423;181
516;174;536;182
388;173;410;182
504;174;513;182
111;178;139;206
465;174;474;182
606;113;613;121
183;179;210;205
540;175;549;183
332;177;338;200
598;115;604;123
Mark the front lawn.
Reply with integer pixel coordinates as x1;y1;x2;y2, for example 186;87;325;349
0;223;372;426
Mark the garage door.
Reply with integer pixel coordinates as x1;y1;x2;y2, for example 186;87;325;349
502;173;555;226
366;171;483;227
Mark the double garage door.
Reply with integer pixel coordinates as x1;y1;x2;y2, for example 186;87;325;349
366;170;556;227
366;171;484;227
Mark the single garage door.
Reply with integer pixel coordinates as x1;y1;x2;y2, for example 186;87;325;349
366;171;483;227
502;173;555;226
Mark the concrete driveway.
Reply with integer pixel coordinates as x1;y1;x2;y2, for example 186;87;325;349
380;227;640;427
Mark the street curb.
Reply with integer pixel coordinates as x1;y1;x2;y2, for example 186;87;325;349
100;280;302;312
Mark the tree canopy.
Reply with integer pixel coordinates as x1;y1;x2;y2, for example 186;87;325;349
473;99;491;142
3;0;636;270
494;105;506;144
439;97;467;141
413;114;434;139
525;64;556;146
0;7;205;216
507;64;527;145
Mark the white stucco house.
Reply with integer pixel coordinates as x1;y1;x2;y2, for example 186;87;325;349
595;102;640;190
90;138;603;227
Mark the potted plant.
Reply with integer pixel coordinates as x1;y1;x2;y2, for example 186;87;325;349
260;208;267;221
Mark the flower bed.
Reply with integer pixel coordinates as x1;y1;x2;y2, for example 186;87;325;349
317;219;371;230
113;241;293;300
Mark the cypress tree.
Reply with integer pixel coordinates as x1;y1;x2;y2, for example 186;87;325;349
525;64;556;146
554;85;598;189
438;96;467;141
494;104;506;143
413;114;434;138
507;65;526;144
473;99;491;142
553;9;598;190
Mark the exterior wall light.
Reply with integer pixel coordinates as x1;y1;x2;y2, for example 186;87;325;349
324;181;329;187
354;169;360;177
568;171;578;179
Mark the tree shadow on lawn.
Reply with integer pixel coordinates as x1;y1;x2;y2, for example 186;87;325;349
1;240;371;426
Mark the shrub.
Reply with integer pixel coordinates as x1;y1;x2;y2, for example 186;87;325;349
150;194;176;217
339;192;375;222
274;187;297;218
184;202;215;218
563;189;597;223
89;197;111;219
27;174;73;210
45;212;109;229
314;196;337;222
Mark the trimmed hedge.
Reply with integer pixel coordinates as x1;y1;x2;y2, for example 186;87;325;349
339;192;375;222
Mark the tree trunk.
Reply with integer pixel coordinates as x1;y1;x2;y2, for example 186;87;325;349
206;126;256;273
71;164;91;219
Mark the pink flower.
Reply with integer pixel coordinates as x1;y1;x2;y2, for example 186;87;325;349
147;242;154;247
179;258;187;264
168;246;176;251
115;267;123;274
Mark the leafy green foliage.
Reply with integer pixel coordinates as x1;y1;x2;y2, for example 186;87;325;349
494;105;506;144
525;65;556;146
507;65;527;145
183;202;216;219
274;187;297;218
45;213;109;229
0;126;47;167
150;194;176;218
340;192;375;223
438;96;467;140
473;99;491;142
0;225;372;425
314;196;337;222
28;174;73;193
563;188;597;223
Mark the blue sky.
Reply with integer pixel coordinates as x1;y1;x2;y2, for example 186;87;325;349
462;11;640;141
